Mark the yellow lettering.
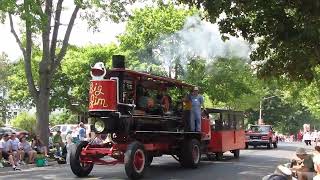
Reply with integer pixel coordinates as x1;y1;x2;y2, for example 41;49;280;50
89;82;109;109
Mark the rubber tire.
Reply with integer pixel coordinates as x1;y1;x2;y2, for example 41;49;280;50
267;140;272;149
145;155;153;167
70;141;94;177
180;139;201;168
206;154;215;161
273;142;278;148
215;152;223;161
233;149;240;159
125;141;146;180
245;143;249;149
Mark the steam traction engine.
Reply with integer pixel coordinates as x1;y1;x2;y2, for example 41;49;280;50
70;55;205;179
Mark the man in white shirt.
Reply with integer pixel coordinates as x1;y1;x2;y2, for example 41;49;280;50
10;133;24;165
1;134;20;170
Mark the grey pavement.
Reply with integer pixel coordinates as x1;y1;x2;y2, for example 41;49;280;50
0;142;315;180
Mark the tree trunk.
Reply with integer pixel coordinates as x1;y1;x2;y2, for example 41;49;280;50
36;67;50;146
36;93;49;146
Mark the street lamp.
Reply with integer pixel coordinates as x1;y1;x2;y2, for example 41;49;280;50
259;96;277;124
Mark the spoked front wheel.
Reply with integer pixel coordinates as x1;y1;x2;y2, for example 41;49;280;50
70;141;94;177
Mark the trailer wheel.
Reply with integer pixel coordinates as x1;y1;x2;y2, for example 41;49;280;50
70;141;94;177
145;155;153;167
180;139;201;168
233;149;240;158
125;141;146;179
245;143;249;149
215;152;223;161
206;154;215;161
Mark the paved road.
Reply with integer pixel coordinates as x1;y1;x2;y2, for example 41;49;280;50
0;142;314;180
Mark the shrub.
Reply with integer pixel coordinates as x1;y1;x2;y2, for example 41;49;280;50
11;112;37;135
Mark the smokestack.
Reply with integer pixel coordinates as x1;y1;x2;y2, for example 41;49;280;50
112;55;125;69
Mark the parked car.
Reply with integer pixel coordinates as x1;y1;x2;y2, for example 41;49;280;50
0;126;29;138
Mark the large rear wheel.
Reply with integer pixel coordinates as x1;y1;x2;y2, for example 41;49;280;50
70;141;94;177
180;139;201;168
125;141;146;180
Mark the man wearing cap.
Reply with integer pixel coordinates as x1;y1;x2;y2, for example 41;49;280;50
291;147;315;180
190;87;205;132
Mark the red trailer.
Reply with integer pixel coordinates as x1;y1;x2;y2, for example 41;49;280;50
70;55;245;179
203;109;246;160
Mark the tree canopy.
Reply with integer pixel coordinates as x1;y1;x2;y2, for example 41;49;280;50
0;0;136;144
178;0;320;81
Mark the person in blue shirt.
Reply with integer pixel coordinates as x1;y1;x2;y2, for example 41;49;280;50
190;87;205;132
78;122;86;141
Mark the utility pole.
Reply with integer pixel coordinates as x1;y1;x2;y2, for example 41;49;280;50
258;96;276;125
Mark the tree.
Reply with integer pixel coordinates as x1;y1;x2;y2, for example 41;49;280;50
118;3;198;77
205;57;265;110
8;44;120;118
178;0;320;81
0;0;134;145
11;112;37;135
0;53;10;124
50;110;78;126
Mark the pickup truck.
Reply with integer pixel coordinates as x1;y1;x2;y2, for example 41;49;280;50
245;125;278;149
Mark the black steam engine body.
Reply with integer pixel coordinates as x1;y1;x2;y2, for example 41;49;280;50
70;55;203;180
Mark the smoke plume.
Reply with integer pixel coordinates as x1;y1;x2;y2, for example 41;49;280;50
152;15;251;74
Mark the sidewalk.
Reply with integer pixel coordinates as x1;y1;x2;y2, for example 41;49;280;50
0;160;59;173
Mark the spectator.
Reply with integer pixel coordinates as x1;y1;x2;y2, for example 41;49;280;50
19;136;37;164
53;131;64;155
92;133;103;145
31;135;49;157
9;133;24;165
291;147;315;180
78;122;86;141
0;134;3;168
48;132;53;149
304;131;312;146
0;134;20;170
313;151;320;180
65;130;73;164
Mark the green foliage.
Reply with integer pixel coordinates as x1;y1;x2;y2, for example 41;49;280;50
0;53;11;122
8;44;119;113
246;96;319;134
118;3;198;68
178;0;320;81
204;57;264;110
11;112;37;135
49;110;78;126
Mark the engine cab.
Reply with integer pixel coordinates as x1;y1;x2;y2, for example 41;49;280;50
88;55;195;135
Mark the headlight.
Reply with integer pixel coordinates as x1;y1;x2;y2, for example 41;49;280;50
94;120;105;133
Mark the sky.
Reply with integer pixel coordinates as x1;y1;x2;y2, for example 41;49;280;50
0;13;126;61
0;0;152;61
0;1;250;62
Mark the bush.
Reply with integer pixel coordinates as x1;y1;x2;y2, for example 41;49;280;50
11;112;37;135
